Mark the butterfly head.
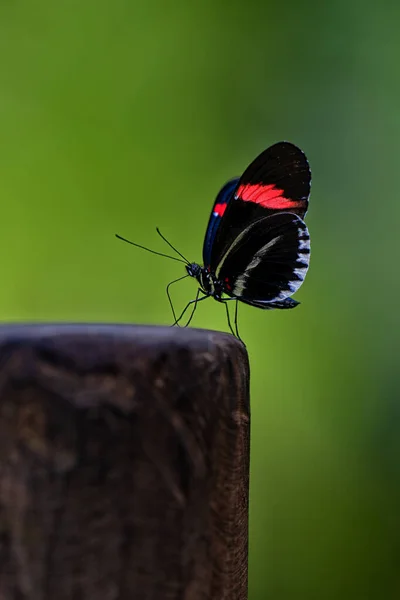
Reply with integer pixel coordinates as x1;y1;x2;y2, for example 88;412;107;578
186;262;212;294
186;263;224;299
186;262;202;281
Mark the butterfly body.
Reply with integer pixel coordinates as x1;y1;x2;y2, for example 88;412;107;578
186;263;224;300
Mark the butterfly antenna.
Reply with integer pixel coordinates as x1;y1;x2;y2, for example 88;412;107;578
156;227;190;264
115;234;187;264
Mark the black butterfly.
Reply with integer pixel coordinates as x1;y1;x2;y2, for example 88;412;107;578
116;142;311;340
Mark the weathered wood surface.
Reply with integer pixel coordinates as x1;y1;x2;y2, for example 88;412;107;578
0;324;250;600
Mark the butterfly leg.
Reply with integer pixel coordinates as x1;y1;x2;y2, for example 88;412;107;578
165;274;190;324
172;289;209;327
183;288;206;328
234;300;241;340
219;298;243;341
221;301;236;338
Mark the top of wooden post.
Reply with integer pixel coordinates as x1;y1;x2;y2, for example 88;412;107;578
0;324;250;600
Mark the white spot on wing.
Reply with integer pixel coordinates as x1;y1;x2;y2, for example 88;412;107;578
299;239;309;251
294;266;308;279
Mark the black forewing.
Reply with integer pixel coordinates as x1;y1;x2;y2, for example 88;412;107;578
238;141;311;213
208;142;311;272
217;212;310;303
202;178;239;267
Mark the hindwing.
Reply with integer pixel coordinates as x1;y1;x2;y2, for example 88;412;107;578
217;212;310;303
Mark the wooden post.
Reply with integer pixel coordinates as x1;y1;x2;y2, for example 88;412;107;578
0;324;250;600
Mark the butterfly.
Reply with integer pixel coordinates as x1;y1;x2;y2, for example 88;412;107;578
116;141;311;340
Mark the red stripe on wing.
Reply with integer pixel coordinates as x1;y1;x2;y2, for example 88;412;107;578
236;183;304;210
213;202;228;216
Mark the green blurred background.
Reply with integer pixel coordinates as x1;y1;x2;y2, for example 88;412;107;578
0;0;399;597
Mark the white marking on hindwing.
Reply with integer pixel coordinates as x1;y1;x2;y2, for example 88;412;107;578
298;238;309;251
285;223;311;294
232;222;311;300
215;225;255;278
232;236;282;295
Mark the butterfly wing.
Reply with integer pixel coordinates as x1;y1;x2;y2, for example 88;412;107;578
202;177;239;267
206;142;311;272
217;212;310;304
240;297;300;310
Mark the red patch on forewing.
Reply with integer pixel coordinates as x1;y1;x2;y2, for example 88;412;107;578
213;202;227;216
236;183;303;210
